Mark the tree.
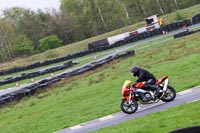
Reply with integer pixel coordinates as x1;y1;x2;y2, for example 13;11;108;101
95;0;128;31
43;10;76;44
13;35;34;56
0;19;15;62
3;7;26;34
17;9;48;49
3;8;48;49
38;35;63;52
61;0;98;39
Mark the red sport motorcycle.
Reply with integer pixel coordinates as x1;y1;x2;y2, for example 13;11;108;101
120;76;176;114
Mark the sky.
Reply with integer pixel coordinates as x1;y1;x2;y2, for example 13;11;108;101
0;0;61;13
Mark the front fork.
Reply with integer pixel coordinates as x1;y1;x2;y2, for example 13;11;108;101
160;78;169;98
123;92;134;105
128;92;132;104
163;78;169;92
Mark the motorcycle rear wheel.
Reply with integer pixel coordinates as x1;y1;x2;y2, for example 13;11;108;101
161;85;176;102
120;99;138;114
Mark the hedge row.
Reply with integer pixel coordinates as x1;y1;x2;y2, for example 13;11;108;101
0;61;78;86
0;50;135;106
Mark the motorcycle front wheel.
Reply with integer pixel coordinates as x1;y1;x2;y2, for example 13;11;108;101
161;85;176;102
120;98;138;114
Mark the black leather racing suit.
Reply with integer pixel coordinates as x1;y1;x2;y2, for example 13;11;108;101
134;68;157;90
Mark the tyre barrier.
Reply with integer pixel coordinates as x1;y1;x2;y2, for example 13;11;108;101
0;61;78;86
192;13;200;24
168;126;200;133
87;18;194;51
0;43;124;76
88;38;109;49
0;49;91;76
0;50;135;106
173;28;200;39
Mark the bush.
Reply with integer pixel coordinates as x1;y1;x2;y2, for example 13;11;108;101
175;11;184;21
38;35;63;52
13;35;34;56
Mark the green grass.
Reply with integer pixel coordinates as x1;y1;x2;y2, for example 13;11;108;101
0;31;200;133
93;100;200;133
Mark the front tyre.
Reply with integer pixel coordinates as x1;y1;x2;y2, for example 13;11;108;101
161;85;176;102
120;99;138;114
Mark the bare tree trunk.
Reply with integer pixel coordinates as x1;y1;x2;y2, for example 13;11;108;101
174;0;179;10
0;46;5;62
88;0;102;33
157;0;164;14
98;7;108;31
123;5;131;24
8;41;15;58
5;41;12;59
1;35;11;59
0;52;5;63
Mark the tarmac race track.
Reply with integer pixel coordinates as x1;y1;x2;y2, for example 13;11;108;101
56;86;200;133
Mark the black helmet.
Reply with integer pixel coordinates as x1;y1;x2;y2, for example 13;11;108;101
130;66;140;77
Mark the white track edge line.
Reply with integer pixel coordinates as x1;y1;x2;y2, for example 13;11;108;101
70;125;83;130
177;89;194;95
99;115;114;121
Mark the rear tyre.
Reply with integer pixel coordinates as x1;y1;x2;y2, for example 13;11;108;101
120;99;138;114
161;85;176;102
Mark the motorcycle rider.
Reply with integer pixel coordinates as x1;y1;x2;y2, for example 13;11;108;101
130;66;159;95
